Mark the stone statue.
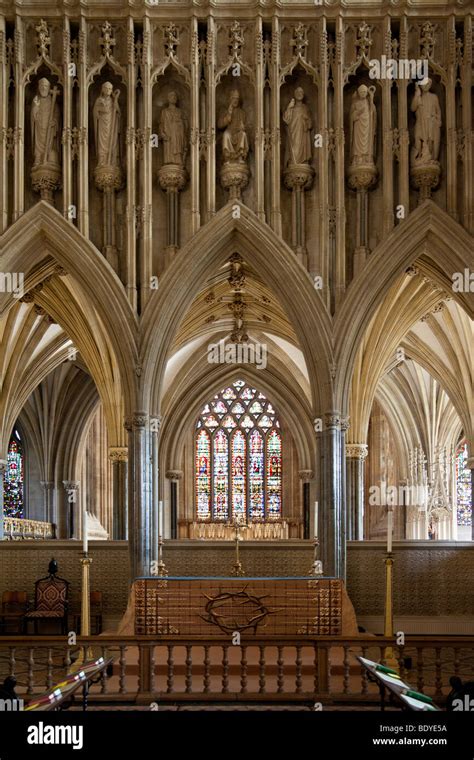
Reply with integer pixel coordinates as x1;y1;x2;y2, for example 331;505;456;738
410;79;441;164
158;90;187;167
218;90;249;163
349;84;376;167
93;82;121;169
283;87;312;165
31;78;61;168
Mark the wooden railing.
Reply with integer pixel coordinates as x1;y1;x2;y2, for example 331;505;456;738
0;635;472;705
3;518;55;540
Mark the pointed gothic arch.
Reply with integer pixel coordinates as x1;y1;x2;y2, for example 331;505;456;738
139;202;334;416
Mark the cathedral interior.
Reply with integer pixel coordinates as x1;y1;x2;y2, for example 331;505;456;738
0;0;473;722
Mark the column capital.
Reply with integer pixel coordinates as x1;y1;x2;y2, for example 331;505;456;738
40;481;55;490
340;416;350;432
345;443;368;460
323;412;342;430
0;459;7;473
62;480;80;491
166;470;183;481
124;412;149;430
466;457;474;470
298;469;313;482
109;446;128;463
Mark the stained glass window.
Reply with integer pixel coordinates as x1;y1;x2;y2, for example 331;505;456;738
196;430;211;519
456;442;472;529
249;429;264;519
195;380;282;521
231;430;246;518
213;429;229;520
266;429;282;518
3;431;24;518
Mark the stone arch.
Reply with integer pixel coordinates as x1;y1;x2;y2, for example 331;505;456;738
140;202;333;415
1;202;139;437
335;201;474;414
161;363;315;476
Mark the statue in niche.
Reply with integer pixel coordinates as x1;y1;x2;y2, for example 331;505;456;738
349;84;377;167
410;79;441;165
218;90;249;163
31;78;61;168
93;82;121;169
158;90;188;167
283;86;312;165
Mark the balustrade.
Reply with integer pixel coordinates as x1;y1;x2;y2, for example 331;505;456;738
0;635;471;705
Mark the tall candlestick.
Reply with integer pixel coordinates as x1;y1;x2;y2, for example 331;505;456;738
314;501;318;539
83;509;88;554
159;500;164;538
387;509;393;553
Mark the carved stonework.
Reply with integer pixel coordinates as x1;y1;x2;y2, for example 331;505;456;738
166;470;183;481
30;78;62;202
93;82;122;185
220;161;249;200
158;164;187;192
324;413;341;430
410;162;441;201
109;447;128;463
346;444;368;460
227;253;245;290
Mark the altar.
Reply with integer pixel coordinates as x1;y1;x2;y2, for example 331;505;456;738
119;576;358;637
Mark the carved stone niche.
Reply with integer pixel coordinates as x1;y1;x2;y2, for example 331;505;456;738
344;76;379;275
216;76;253;205
26;71;63;205
408;76;443;203
280;71;317;266
153;77;190;263
88;71;126;271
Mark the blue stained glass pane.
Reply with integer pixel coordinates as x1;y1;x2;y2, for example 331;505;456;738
4;434;24;518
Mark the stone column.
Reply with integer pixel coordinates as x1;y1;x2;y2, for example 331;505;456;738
319;413;346;579
298;470;313;539
157;165;187;262
139;16;152;310
62;480;80;539
13;16;25;222
151;416;161;550
347;166;377;275
0;14;8;232
109;447;128;540
283;164;314;268
166;470;183;539
345;444;368;540
0;459;6;540
206;16;216;216
40;481;55;525
125;413;155;579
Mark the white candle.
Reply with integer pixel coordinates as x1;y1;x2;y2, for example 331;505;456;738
83;510;88;554
387;509;393;553
159;500;164;538
314;501;318;539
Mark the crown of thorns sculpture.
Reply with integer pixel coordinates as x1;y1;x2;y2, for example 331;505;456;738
200;586;281;634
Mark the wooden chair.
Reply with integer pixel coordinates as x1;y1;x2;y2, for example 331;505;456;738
24;574;69;635
0;591;28;634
